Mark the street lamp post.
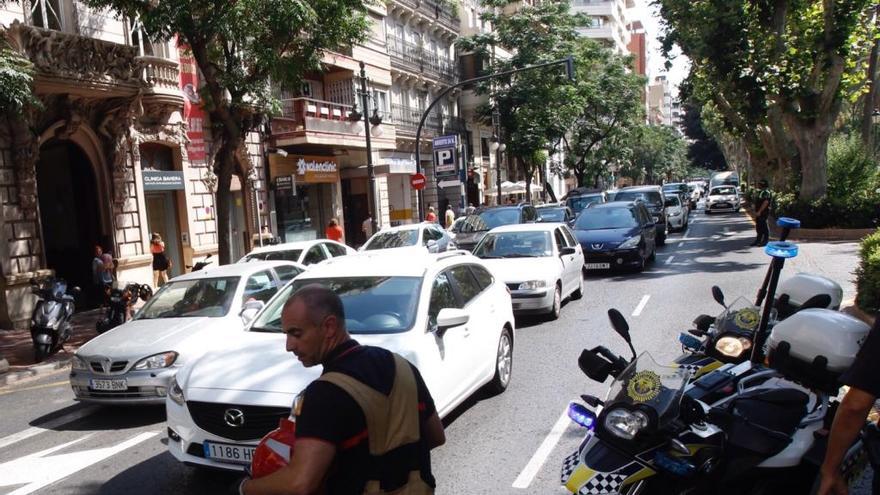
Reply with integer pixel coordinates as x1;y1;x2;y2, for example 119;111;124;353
246;166;262;248
489;109;507;205
352;61;382;234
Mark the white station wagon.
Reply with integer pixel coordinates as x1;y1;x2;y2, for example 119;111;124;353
166;250;514;470
70;261;305;405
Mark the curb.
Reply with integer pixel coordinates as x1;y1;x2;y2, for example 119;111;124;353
0;358;71;387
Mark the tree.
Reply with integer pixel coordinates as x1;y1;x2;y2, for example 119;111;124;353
623;125;689;184
658;0;876;200
458;0;583;199
561;39;645;188
83;0;369;264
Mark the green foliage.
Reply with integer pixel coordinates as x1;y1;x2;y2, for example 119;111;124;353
622;125;689;184
0;47;37;114
826;133;879;199
855;229;880;314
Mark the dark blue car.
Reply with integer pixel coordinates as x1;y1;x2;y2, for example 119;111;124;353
572;201;657;272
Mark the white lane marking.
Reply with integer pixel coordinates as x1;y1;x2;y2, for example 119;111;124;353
0;431;158;495
632;295;651;316
684;227;691;238
512;409;570;489
666;255;675;265
0;407;96;450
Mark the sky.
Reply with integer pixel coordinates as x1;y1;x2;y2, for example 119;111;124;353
630;0;690;94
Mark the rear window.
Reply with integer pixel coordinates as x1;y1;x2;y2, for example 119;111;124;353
537;208;567;222
243;250;302;263
574;207;638;230
614;191;662;205
478;209;521;229
566;195;603;213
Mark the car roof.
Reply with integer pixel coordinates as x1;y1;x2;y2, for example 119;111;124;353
477;205;527;212
171;260;299;282
298;250;477;279
244;239;335;256
488;223;566;233
589;201;637;210
619;185;662;192
376;223;428;232
536;204;567;209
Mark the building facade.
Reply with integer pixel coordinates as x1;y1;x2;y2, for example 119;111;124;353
571;0;634;55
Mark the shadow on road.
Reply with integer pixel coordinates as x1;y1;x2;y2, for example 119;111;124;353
30;404;165;431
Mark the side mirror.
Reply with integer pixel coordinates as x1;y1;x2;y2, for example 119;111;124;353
607;308;637;360
693;314;715;332
240;300;265;323
560;246;576;256
425;239;439;252
711;286;725;307
435;307;469;336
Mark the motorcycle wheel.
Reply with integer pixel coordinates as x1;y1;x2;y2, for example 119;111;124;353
34;343;51;363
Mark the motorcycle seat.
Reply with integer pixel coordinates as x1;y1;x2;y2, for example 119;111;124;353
708;388;809;457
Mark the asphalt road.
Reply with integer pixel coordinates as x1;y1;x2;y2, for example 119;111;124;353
0;207;869;495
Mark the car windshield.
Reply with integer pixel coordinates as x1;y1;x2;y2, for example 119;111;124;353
135;277;240;319
474;231;552;258
537;208;566;222
478;209;521;229
574;208;638;230
249;276;422;334
664;196;681;207
364;230;419;249
567;195;603;212
242;250;303;263
455;215;490;234
614;191;662;205
712;187;737;195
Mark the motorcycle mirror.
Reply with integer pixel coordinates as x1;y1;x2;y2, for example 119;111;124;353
71;286;81;296
578;349;611;383
798;293;832;311
607;309;637;360
711;286;725;307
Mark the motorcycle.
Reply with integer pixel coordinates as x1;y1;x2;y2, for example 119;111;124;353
95;282;153;334
561;305;871;495
186;253;213;272
29;277;80;362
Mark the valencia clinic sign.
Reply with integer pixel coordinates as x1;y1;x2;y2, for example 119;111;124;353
269;154;339;184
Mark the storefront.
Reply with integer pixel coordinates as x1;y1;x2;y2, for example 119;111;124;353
268;154;341;243
379;152;417;227
141;144;186;279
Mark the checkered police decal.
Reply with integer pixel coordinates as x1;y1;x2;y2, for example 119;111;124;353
560;451;580;484
576;472;628;494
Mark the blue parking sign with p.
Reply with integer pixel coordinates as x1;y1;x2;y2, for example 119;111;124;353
433;134;458;178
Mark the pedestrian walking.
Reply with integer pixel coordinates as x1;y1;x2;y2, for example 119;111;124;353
444;205;455;231
362;215;374;244
240;285;445;495
150;233;171;287
751;179;771;247
91;245;110;306
426;206;438;223
325;218;344;243
818;317;880;495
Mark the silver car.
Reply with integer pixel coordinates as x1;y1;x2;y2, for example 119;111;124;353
361;223;456;253
69;261;304;405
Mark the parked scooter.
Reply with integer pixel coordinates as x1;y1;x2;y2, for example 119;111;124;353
29;277;79;362
186;253;213;272
95;282;153;334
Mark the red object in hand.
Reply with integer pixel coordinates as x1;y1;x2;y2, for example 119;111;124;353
251;418;296;479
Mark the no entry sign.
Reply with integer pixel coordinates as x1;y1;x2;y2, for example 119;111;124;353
410;173;427;190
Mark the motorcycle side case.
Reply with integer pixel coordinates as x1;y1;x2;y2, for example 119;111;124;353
768;309;870;373
776;272;842;310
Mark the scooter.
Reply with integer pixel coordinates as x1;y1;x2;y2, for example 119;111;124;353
186;253;213;272
95;282;153;334
29;277;79;362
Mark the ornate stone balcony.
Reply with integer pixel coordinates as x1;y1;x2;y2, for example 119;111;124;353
271;97;396;150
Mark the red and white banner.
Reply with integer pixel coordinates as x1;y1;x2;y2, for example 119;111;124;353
178;43;206;163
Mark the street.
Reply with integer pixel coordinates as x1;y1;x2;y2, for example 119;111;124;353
0;210;867;494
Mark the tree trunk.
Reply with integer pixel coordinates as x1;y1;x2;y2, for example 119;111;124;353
212;131;243;266
786;116;832;200
576;168;586;188
861;6;880;148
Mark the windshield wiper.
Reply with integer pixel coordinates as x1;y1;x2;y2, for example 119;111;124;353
504;253;542;258
250;326;281;333
478;255;504;259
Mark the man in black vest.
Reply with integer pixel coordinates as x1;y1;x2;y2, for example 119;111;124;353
240;285;445;495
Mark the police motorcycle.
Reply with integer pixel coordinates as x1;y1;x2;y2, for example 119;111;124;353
562;241;871;495
675;217;841;372
29;277;80;362
95;282;152;334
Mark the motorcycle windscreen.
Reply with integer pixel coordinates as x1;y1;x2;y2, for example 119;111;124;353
605;352;690;427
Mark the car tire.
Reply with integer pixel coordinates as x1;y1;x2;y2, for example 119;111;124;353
546;284;561;320
571;275;584;300
485;327;513;395
34;343;50;363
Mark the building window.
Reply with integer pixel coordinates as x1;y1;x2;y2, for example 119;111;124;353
28;0;65;31
372;90;389;116
128;17;170;58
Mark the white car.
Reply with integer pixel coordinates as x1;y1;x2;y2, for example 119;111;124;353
664;194;688;232
706;185;741;214
362;223;455;253
69;261;305;405
472;223;584;319
166;250;514;471
238;239;355;266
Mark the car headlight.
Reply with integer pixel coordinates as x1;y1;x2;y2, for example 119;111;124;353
604;408;650;440
72;355;88;371
669;210;681;217
618;235;641;249
518;280;547;290
133;351;178;370
168;374;185;406
714;336;752;358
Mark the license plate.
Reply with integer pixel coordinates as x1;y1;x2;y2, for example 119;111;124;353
203;441;256;465
584;263;610;269
89;379;127;391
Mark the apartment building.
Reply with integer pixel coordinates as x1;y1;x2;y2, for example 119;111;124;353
571;0;634;55
0;1;272;327
647;75;673;126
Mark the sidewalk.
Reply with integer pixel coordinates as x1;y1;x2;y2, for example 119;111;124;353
0;308;103;385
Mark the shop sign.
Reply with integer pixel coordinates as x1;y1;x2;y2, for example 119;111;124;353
386;158;416;174
143;170;185;191
275;175;295;194
269;154;339;184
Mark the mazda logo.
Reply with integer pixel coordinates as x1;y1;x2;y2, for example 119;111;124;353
224;408;245;428
591;243;603;250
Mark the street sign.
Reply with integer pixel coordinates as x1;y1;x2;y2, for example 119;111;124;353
433;134;458;179
410;173;427;190
438;179;461;188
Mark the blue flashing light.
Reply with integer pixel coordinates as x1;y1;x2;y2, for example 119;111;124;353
567;402;596;429
776;217;801;229
679;333;702;351
654;450;696;477
765;241;798;259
